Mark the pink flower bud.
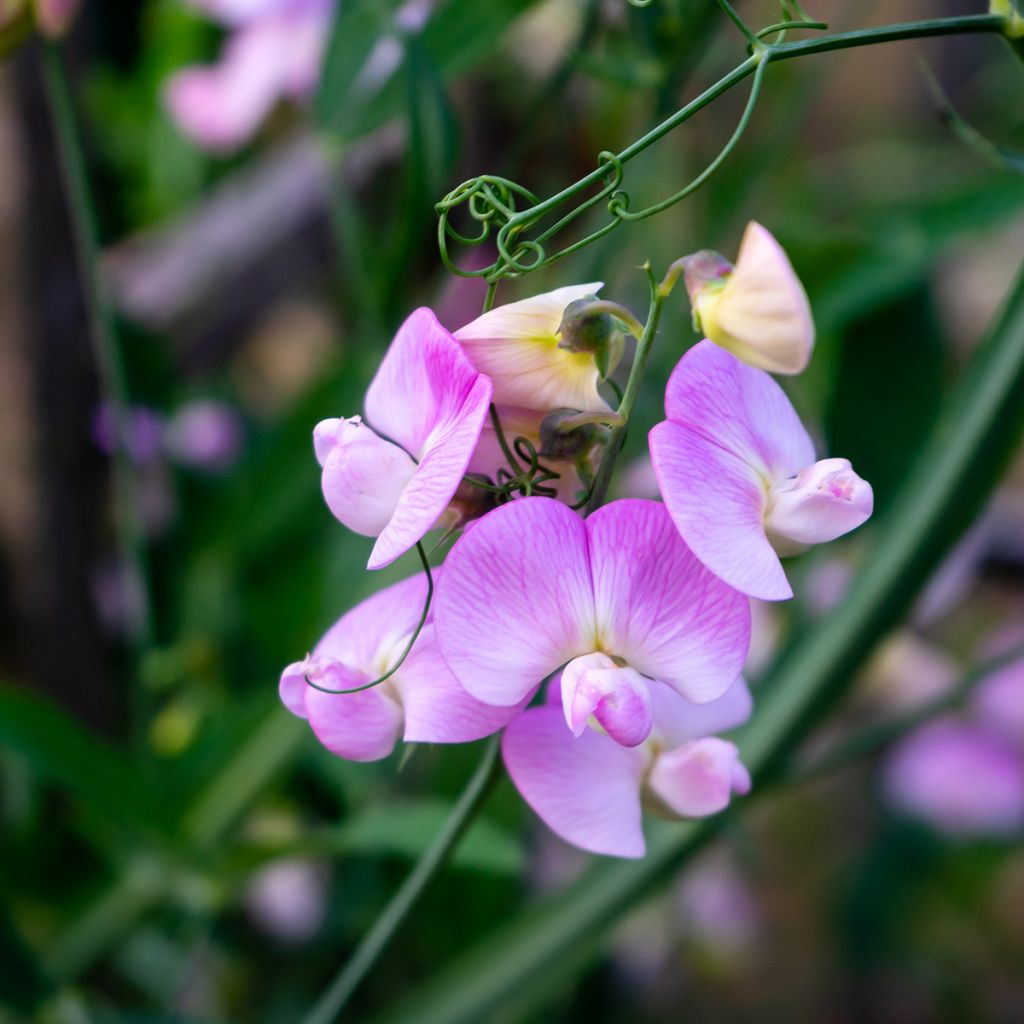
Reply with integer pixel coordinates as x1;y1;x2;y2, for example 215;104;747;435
315;416;418;537
764;457;873;555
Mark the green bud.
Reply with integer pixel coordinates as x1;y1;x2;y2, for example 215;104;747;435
539;408;598;461
557;295;616;355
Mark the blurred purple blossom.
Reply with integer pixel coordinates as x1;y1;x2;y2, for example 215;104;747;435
164;399;244;472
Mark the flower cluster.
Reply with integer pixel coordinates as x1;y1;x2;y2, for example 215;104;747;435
280;223;874;858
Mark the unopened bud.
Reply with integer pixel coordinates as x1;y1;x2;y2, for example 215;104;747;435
557;295;615;355
539;408;598;460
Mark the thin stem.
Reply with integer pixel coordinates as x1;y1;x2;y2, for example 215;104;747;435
302;737;502;1024
488;404;524;477
304;542;433;696
584;269;665;515
567;299;645;340
714;0;761;49
788;641;1024;784
40;44;154;650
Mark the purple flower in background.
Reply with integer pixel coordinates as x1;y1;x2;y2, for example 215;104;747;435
502;675;752;857
434;497;750;747
91;403;165;465
279;573;520;762
165;0;334;152
883;718;1024;838
315;308;492;569
164;399;244;472
650;341;872;601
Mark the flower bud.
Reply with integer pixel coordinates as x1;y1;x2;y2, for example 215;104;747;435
646;738;750;819
315;416;418;537
683;221;814;375
539;408;599;461
561;652;653;748
764;457;873;556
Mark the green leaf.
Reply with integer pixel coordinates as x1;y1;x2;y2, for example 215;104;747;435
0;687;167;835
368;264;1024;1024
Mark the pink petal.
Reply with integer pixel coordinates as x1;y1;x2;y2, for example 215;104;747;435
648;677;753;748
314;572;430;675
586;499;751;702
305;673;404;762
650;420;792;600
974;657;1024;746
279;661;311;718
663;340;814;480
393;626;528;744
434;498;595;706
560;653;653;747
884;719;1024;837
502;706;647;858
647;738;749;818
368;374;492;570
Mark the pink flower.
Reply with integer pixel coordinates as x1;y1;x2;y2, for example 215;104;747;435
164;400;244;472
883;718;1024;838
650;341;872;601
973;654;1024;746
682;221;814;375
279;573;520;761
164;0;332;152
315;308;492;569
434;497;751;747
454;284;613;414
503;676;752;857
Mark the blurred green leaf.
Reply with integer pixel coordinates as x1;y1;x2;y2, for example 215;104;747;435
0;909;53;1015
0;687;167;836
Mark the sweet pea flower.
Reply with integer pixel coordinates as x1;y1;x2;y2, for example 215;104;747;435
165;0;332;152
680;221;814;374
883;718;1024;838
454;283;614;414
503;675;752;857
649;341;872;601
279;573;520;761
434;497;751;749
315;308;492;569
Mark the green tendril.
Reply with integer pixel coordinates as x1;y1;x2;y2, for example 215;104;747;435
303;542;434;696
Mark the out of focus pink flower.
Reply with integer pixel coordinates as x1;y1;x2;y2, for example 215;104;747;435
91;403;164;465
33;0;80;36
245;859;327;943
884;718;1024;838
164;399;244;472
973;652;1024;746
165;0;334;152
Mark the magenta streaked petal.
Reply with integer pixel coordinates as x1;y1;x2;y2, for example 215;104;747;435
663;340;814;480
503;706;647;858
650;420;792;600
305;675;404;762
560;653;653;747
648;678;753;748
884;718;1024;837
368;373;492;570
646;738;749;818
313;573;430;675
394;626;528;744
587;499;751;702
435;498;595;706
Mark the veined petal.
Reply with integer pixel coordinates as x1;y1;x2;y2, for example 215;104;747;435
560;652;653;748
304;661;404;762
503;706;647;858
650;420;792;600
368;373;492;569
365;307;489;460
454;283;612;413
663;340;814;481
394;626;528;744
648;677;753;748
646;738;750;818
586;499;751;702
434;498;595;707
697;221;814;375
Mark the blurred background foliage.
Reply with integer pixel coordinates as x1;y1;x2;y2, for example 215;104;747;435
0;0;1023;1021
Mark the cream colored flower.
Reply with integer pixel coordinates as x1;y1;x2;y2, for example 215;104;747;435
454;283;613;413
685;221;814;375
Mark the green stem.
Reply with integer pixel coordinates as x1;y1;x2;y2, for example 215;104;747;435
787;640;1024;785
40;42;154;652
584;270;665;515
302;737;502;1024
